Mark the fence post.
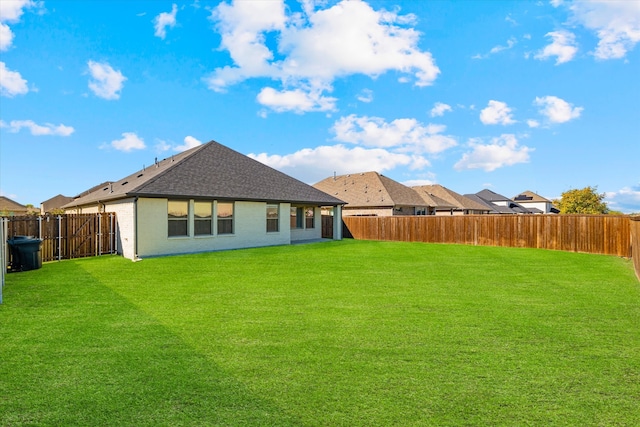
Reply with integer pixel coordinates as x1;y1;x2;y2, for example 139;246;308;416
57;215;62;261
1;217;6;304
97;214;102;256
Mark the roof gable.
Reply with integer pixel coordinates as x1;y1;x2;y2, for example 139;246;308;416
0;196;28;212
513;190;551;203
66;141;343;207
412;185;489;211
313;171;426;208
475;188;511;202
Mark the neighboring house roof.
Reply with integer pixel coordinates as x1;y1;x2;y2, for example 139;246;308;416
513;190;552;203
64;140;344;208
473;189;532;214
41;194;74;213
313;171;428;208
412;185;489;212
412;189;456;210
0;196;29;215
463;194;508;214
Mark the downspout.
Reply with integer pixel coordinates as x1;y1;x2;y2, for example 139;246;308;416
134;197;139;260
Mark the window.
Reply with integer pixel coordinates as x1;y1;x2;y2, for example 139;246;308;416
168;200;188;237
194;201;213;235
266;204;279;232
305;207;315;229
217;202;234;234
290;206;303;229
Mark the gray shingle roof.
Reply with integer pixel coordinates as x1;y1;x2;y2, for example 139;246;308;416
65;140;344;208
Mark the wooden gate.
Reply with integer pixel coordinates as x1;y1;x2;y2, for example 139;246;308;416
3;213;117;264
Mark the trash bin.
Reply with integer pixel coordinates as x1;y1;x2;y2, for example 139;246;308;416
7;236;43;272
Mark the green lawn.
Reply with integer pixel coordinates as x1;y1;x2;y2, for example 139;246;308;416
1;240;639;426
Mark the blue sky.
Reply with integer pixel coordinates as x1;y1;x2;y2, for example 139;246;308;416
1;0;639;212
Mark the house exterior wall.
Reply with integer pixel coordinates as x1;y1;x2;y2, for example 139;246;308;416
290;206;323;241
342;207;394;217
135;198;291;259
435;209;464;216
520;201;551;213
103;198;136;259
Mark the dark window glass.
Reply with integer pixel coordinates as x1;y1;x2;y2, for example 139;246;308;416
217;202;234;235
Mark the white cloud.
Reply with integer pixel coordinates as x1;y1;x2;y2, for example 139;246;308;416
0;61;28;97
473;37;517;59
0;0;35;51
87;60;126;100
174;135;202;152
357;88;373;103
206;0;439;113
249;144;429;184
479;100;516;125
535;30;578;64
605;184;640;213
567;0;640;60
257;86;337;113
110;132;146;152
0;22;14;51
333;114;457;154
430;102;452;117
454;134;532;172
154;3;178;39
534;95;583;123
0;119;74;136
527;119;540;128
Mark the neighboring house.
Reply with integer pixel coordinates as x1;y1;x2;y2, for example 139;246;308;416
412;185;490;215
313;171;435;216
41;194;74;214
469;189;532;214
63;140;344;260
513;190;559;214
0;196;30;216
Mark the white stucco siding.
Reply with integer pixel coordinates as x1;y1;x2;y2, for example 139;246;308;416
135;199;291;258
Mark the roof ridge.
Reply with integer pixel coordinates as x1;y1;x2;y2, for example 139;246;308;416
128;142;208;194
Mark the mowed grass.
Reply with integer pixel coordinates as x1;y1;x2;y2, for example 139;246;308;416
1;239;639;426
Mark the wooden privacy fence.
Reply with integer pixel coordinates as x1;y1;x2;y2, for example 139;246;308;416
631;216;640;281
3;213;117;263
342;215;632;257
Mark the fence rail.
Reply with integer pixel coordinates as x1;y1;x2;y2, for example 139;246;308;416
342;215;632;257
3;213;117;264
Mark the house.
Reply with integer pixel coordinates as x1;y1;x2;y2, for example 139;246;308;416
0;196;30;216
41;194;74;214
313;171;438;216
412;185;490;215
63;140;344;260
513;191;559;214
468;189;533;214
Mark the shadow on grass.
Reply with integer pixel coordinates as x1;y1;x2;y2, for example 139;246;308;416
0;260;302;426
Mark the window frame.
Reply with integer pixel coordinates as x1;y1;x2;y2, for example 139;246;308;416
305;207;315;229
266;204;279;233
194;201;213;236
217;201;234;235
168;200;189;237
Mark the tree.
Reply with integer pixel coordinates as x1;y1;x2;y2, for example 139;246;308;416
553;186;609;214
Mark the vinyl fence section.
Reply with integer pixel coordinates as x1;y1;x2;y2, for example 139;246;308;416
4;213;117;263
342;215;632;258
631;216;640;281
